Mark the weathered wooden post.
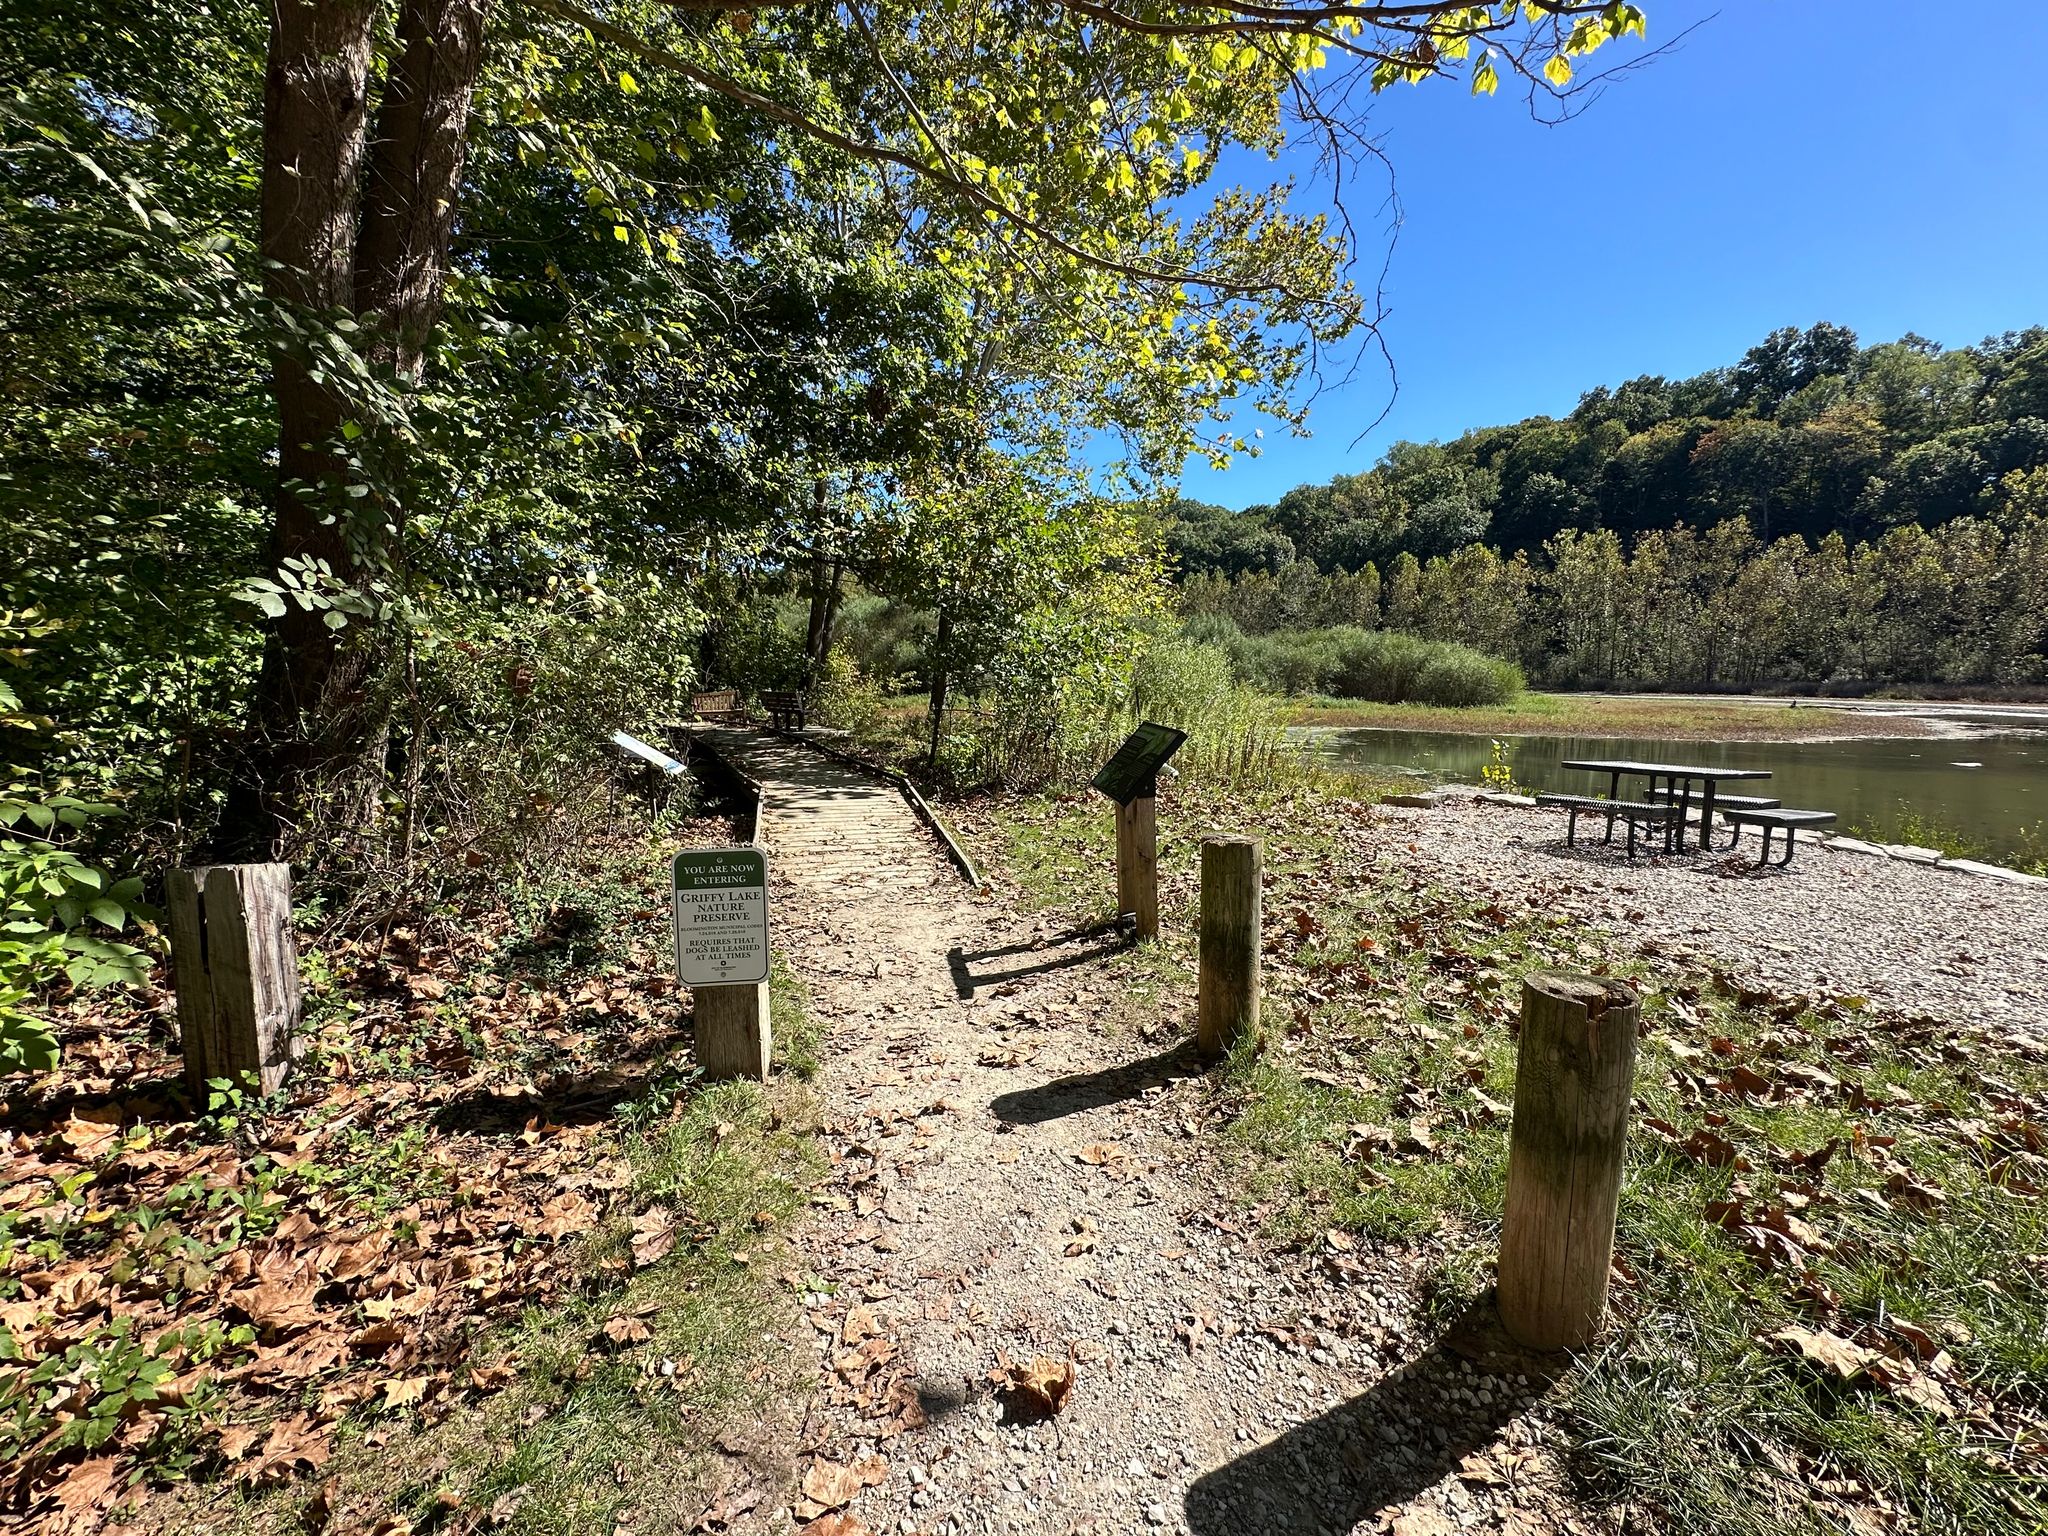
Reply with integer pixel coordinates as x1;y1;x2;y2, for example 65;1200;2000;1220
1497;972;1640;1351
693;981;772;1081
1114;792;1159;940
1196;836;1262;1059
1090;721;1185;942
672;848;772;1082
165;863;303;1096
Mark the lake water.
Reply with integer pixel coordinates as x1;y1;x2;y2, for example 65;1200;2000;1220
1301;727;2048;862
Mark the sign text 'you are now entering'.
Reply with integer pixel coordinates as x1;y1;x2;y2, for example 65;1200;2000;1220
671;847;770;987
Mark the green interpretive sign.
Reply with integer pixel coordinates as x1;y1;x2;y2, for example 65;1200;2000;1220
671;847;770;986
1090;721;1188;806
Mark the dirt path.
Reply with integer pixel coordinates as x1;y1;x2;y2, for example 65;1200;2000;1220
699;734;1607;1536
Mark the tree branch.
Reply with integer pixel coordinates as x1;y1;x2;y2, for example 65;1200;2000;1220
530;0;1351;307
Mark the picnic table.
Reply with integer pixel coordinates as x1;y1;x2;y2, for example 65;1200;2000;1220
1561;759;1773;853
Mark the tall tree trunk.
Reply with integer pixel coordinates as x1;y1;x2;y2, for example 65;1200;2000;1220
355;0;493;374
802;477;833;678
818;554;846;662
926;608;952;769
803;551;833;672
221;0;492;858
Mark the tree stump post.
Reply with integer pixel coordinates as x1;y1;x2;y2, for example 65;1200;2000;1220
1114;791;1159;939
1196;835;1261;1058
165;863;303;1097
694;981;771;1082
1497;972;1640;1351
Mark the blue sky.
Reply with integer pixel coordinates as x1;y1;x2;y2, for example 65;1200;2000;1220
1175;1;2048;510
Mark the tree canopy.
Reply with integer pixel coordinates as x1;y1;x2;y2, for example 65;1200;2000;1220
1169;322;2048;575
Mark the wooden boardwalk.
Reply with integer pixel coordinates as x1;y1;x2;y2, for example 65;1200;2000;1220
690;727;951;896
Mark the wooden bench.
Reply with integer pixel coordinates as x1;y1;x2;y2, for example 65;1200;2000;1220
1721;808;1837;868
761;691;807;733
1535;794;1680;861
689;689;742;723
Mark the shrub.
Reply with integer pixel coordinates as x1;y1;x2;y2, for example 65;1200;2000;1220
1413;646;1525;706
833;595;931;689
1207;623;1522;707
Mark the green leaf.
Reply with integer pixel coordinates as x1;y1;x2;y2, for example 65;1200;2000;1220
0;1014;59;1075
1543;54;1573;87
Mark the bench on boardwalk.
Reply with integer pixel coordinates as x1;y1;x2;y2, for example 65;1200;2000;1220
1721;807;1837;868
689;689;743;723
761;690;808;733
1534;793;1680;861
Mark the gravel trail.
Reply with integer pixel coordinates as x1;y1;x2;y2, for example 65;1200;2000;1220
754;822;1608;1536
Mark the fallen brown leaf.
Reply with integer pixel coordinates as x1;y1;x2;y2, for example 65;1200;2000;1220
1771;1324;1875;1379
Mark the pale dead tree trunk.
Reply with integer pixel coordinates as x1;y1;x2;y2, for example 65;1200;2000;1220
926;606;952;769
224;0;494;858
802;475;839;681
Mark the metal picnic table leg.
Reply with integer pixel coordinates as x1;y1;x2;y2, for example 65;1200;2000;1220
1602;770;1621;844
1697;778;1718;852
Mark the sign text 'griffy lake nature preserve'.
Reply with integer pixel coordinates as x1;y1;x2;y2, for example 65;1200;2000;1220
671;847;770;986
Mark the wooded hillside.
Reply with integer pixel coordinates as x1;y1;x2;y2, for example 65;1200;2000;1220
1173;323;2048;573
1171;324;2048;689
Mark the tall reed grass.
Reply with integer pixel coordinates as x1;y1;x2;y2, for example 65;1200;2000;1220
1188;615;1523;707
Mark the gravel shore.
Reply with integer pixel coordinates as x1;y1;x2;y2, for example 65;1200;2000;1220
1377;796;2048;1035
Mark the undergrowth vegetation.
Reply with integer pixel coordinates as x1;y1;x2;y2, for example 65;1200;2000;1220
969;781;2048;1536
1186;615;1526;707
1849;806;2048;876
1;805;821;1534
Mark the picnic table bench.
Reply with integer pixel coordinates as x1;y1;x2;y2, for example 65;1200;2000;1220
1563;759;1773;852
1533;794;1680;861
761;690;808;733
1722;807;1838;867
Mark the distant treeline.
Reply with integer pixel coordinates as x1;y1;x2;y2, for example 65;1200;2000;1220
1168;322;2048;689
1180;512;2048;691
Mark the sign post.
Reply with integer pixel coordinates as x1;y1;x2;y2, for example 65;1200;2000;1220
672;847;772;1081
1089;722;1187;941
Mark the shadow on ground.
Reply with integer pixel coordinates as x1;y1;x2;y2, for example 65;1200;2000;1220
1185;1299;1551;1536
945;923;1129;999
432;1048;684;1134
989;1038;1208;1125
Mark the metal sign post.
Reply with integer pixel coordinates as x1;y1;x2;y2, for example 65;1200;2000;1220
673;847;772;1079
1089;722;1187;941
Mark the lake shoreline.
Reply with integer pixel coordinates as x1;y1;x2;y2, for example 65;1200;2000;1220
1294;718;2046;868
1278;691;2010;743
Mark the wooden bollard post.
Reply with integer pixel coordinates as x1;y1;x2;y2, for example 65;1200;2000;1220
165;863;303;1096
1497;972;1639;1351
1114;791;1159;939
693;981;772;1082
1196;836;1261;1058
